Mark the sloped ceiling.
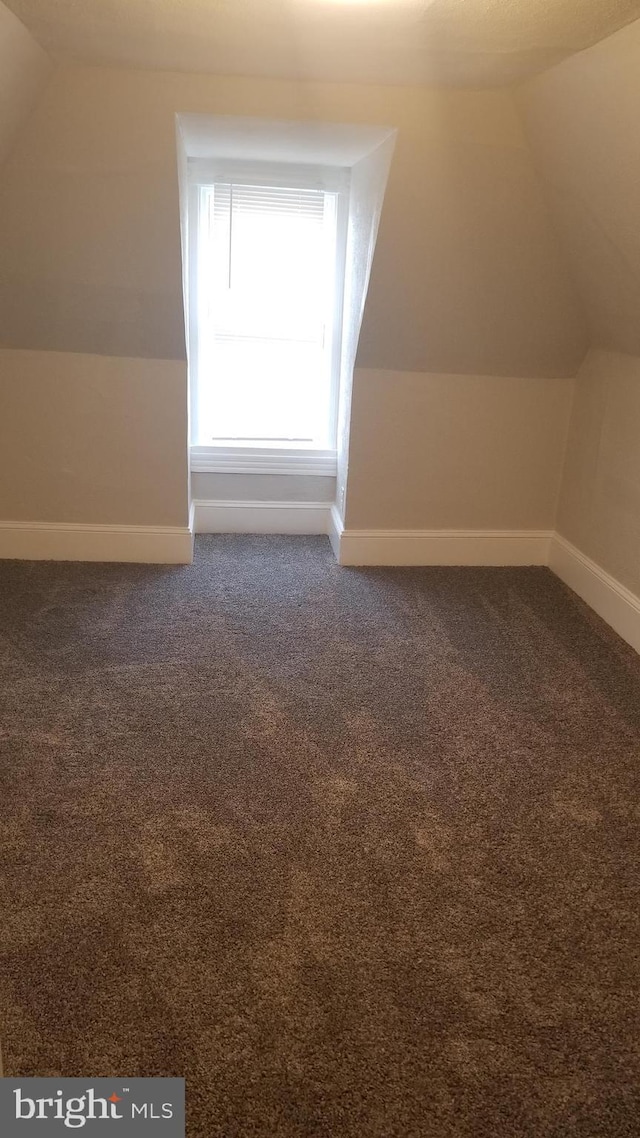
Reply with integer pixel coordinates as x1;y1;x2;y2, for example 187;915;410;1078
0;65;588;372
518;18;640;357
4;0;640;86
0;1;50;164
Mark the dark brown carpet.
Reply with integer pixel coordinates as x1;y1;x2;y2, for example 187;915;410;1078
1;537;639;1136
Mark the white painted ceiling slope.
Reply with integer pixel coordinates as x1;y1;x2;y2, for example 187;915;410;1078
5;0;640;86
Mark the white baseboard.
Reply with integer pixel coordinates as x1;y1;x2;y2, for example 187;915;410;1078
549;535;640;656
1;511;637;657
0;520;194;564
328;504;344;560
194;499;332;535
333;527;552;567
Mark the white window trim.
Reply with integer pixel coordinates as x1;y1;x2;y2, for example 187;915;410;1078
187;157;350;473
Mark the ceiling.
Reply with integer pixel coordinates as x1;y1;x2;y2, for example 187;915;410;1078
4;0;640;87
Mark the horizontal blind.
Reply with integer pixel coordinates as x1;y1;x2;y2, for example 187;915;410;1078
201;181;330;312
212;182;326;221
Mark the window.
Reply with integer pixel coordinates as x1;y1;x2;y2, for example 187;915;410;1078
189;161;349;467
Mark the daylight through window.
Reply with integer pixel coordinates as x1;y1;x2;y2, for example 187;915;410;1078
190;167;348;451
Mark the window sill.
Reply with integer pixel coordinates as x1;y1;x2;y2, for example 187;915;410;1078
190;445;337;477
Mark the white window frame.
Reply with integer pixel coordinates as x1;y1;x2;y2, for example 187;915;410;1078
187;158;350;476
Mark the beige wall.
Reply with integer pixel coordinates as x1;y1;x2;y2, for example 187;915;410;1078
0;62;586;377
0;1;51;167
556;350;640;596
0;350;189;526
345;369;574;530
519;20;640;593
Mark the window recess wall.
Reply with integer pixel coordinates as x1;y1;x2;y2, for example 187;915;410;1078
176;114;396;530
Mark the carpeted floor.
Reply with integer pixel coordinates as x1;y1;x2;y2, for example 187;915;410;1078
0;536;639;1136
